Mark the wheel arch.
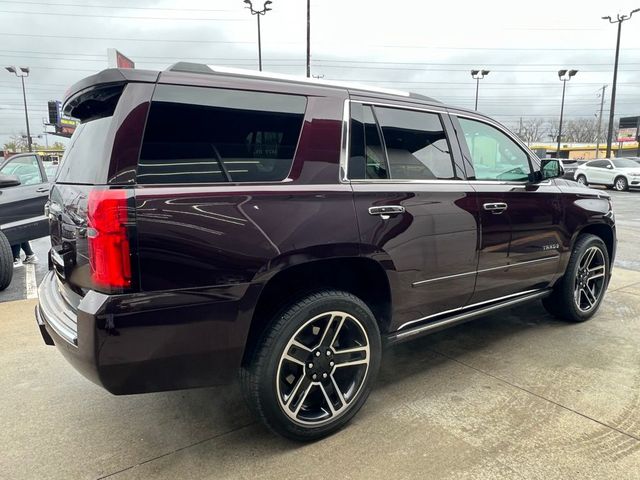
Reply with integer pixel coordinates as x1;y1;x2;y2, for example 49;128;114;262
241;255;392;366
574;222;615;263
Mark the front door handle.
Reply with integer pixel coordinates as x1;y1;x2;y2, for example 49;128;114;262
36;186;50;193
368;205;405;219
483;202;508;214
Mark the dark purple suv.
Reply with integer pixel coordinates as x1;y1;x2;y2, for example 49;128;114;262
36;63;616;440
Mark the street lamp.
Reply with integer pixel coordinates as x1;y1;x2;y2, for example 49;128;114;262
556;69;578;159
5;66;32;152
602;9;639;158
470;69;490;111
244;0;273;71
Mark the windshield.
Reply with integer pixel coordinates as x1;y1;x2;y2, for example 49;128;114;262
613;159;640;168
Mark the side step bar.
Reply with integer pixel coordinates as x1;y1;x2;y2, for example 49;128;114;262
385;289;552;345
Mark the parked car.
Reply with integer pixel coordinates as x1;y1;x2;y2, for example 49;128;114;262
0;152;53;289
36;64;616;441
574;158;640;191
559;159;584;180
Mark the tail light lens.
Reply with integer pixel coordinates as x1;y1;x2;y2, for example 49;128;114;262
87;189;131;290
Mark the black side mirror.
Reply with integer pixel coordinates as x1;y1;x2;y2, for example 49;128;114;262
540;159;564;180
0;174;20;189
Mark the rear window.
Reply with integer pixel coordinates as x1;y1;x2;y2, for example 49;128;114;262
137;85;307;184
55;116;112;184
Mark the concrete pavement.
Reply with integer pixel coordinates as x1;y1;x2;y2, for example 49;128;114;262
1;270;640;479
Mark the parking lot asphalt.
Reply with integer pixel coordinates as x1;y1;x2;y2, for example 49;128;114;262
1;188;640;479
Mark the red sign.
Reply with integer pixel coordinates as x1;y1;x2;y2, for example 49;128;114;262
107;49;135;69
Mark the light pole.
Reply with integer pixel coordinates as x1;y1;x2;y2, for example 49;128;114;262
556;69;578;159
602;9;639;158
5;66;32;152
470;69;489;111
244;0;273;71
306;0;310;78
595;85;607;159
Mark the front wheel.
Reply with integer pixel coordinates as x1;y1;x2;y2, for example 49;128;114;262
614;176;628;191
543;234;609;322
576;174;588;186
241;290;381;441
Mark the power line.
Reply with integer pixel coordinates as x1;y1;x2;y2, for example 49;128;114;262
0;0;235;12
0;9;248;21
0;32;262;44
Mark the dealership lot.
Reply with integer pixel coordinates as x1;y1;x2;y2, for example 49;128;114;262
1;189;640;479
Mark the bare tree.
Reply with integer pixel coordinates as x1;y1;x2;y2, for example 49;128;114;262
519;118;545;144
564;118;599;143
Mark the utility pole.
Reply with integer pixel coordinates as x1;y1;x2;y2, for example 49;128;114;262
602;9;639;158
244;0;273;71
306;0;311;78
556;69;578;159
5;66;32;152
470;69;489;111
595;85;607;159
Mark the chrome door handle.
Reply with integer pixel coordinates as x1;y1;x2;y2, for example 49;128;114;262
368;205;405;219
483;202;508;214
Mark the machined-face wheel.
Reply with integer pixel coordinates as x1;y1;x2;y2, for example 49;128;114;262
576;175;587;185
573;246;606;312
276;311;370;426
614;177;628;191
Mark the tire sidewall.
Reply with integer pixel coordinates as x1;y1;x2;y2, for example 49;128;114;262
0;231;13;291
577;175;587;185
614;176;628;191
562;235;610;321
254;292;381;441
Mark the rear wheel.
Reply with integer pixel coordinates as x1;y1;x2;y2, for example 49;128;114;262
543;234;609;322
241;290;381;441
0;231;13;291
614;176;628;191
576;174;588;186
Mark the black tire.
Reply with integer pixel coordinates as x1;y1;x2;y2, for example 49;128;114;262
613;176;628;191
0;230;13;291
543;234;609;322
576;174;588;186
241;290;381;441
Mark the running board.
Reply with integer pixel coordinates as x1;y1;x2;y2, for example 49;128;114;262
385;289;552;345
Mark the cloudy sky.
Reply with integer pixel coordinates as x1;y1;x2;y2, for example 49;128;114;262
1;0;639;148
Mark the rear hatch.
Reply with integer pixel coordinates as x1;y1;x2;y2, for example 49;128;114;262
49;72;156;296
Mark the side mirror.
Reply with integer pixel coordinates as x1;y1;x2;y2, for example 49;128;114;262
606;165;613;169
540;159;564;180
0;174;20;189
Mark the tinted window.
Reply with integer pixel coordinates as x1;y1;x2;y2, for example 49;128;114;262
588;160;609;168
458;118;530;182
138;85;307;184
0;155;43;185
56;116;112;184
375;106;455;180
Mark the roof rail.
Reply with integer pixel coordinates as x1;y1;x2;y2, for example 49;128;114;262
166;62;418;99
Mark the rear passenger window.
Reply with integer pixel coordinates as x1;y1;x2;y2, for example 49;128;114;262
138;85;307;184
375;106;455;180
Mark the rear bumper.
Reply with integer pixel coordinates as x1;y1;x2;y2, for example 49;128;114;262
36;271;252;394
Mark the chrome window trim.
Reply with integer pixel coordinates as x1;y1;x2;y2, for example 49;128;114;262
412;255;559;287
397;288;544;332
339;98;350;183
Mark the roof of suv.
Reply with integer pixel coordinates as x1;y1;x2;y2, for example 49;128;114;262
63;62;444;113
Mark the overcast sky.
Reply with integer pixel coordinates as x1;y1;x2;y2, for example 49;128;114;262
1;0;639;148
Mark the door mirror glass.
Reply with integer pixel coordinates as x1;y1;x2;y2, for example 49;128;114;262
0;174;21;188
540;159;563;180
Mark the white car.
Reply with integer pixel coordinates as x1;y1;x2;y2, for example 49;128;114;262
574;158;640;191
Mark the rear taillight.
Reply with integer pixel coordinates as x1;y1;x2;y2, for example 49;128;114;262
87;189;131;290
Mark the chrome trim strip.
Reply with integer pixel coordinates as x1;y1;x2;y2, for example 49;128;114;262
339;98;350;183
390;289;551;342
412;256;559;288
398;288;544;331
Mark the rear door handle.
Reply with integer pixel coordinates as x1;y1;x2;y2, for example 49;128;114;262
483;202;508;214
368;205;405;219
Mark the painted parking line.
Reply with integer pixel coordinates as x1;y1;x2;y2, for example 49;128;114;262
25;264;38;299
